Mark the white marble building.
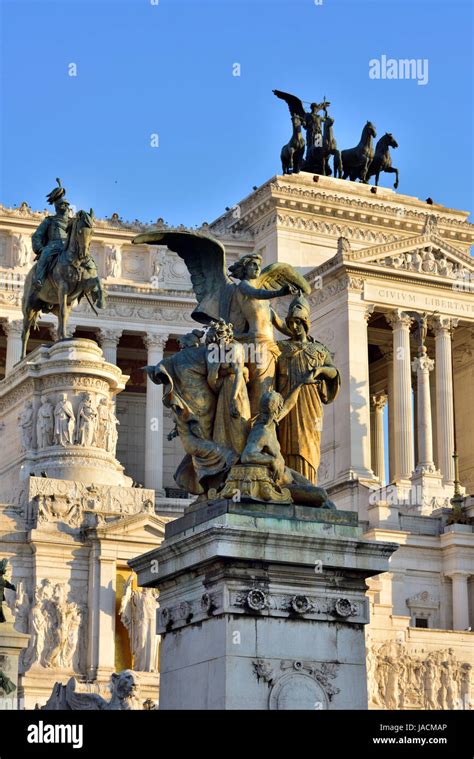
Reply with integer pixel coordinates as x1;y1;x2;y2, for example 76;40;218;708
0;173;473;709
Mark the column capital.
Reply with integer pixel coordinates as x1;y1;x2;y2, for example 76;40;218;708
363;304;375;323
3;318;23;337
429;314;459;336
371;393;388;411
445;570;471;580
385;309;413;330
144;332;168;352
98;328;123;346
412;355;434;374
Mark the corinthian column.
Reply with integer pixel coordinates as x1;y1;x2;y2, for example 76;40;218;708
386;310;414;481
371;394;387;483
4;319;24;374
144;332;168;495
98;328;122;365
411;354;435;472
431;316;458;484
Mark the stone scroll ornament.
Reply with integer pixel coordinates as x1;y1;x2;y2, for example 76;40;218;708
20;178;106;360
133;230;339;510
273;90;399;187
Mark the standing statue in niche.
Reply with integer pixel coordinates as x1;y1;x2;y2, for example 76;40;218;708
18;400;34;450
36;396;54;449
12;234;32;268
96;398;110;449
0;559;16;624
119;576;159;672
105;245;121;279
75;393;98;446
135;230;339;510
54;393;75;446
105;401;120;456
277;294;340;484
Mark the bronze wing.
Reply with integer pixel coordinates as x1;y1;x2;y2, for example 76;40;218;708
255;262;311;294
273;90;306;120
133;230;233;324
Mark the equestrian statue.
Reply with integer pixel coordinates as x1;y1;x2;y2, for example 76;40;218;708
20;179;105;360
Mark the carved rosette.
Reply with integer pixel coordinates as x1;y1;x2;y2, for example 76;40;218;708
155;586;365;634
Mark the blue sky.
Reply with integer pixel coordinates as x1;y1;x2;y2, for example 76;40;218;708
1;0;472;226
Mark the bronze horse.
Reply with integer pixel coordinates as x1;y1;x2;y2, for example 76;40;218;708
342;121;377;183
21;209;105;359
367;133;399;189
322;115;343;178
280;113;305;174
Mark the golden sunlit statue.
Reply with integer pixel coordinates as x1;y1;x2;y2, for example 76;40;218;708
277;294;340;484
137;230;340;510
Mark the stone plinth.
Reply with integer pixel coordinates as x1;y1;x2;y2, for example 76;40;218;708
130;500;398;710
0;338;131;503
0;608;29;709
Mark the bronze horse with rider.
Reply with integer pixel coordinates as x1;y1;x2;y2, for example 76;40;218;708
21;207;105;360
273;90;399;188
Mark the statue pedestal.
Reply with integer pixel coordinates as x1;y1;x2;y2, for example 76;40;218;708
0;338;131;505
130;500;398;710
0;609;29;709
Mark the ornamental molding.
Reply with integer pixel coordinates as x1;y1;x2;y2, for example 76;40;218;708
273;213;399;245
268;182;472;229
343;234;473;270
253;658;341;709
305;263;474;312
157;588;364;632
307;274;364;308
406;590;440;610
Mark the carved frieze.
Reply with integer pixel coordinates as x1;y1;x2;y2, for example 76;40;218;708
25;477;155;531
366;640;472;710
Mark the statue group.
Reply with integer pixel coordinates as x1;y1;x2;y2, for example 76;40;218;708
273;89;399;188
18;392;119;455
20;173;341;511
134;230;340;509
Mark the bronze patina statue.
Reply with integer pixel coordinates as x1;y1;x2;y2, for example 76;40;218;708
322;114;343;179
279;112;306;175
366;133;399;189
20;179;105;359
273;90;400;187
136;229;340;510
273;90;332;174
341;121;377;183
0;559;16;624
277;294;340;484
